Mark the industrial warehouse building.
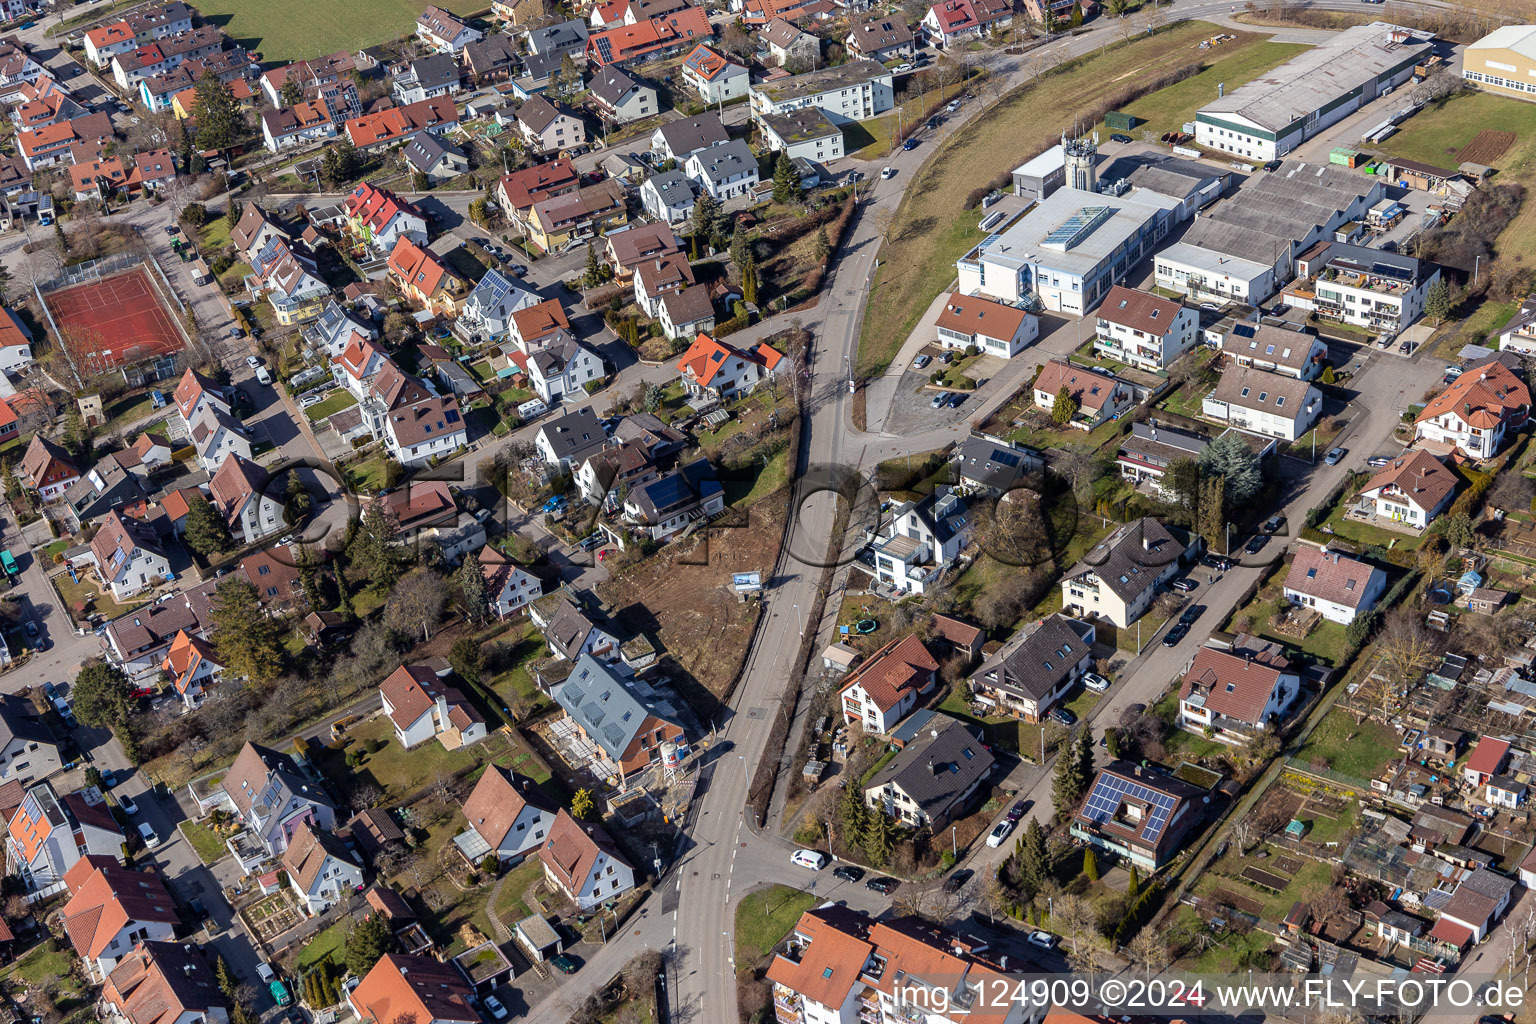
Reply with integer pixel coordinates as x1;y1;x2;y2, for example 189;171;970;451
1463;26;1536;101
1194;22;1434;162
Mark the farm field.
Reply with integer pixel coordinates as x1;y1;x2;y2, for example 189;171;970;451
190;0;482;62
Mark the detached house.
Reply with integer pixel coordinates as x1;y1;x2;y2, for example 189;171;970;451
497;158;579;223
102;942;229;1024
524;335;606;404
345;96;459;152
763;19;819;67
1203;366;1322;442
970;615;1096;722
529;585;620;661
387;236;467;316
60;857;178;980
837;634;939;733
1060;517;1186;627
538;809;636;909
18;434;78;501
455;766;556;865
417;5;484;52
479;546;544;618
1282;544;1387;625
1094;285;1199;372
1033;359;1136;430
535;408;608;469
210;741;337;857
455;268;540;344
209;454;285;545
863;714;994;828
1219;321;1328;380
1415;360;1531;460
282;819;363;915
846;18;914;61
1356;448;1457;530
90;511;170;601
1177;642;1299;744
380;663;487;751
549;654;686;778
1071;761;1207;871
651;112;729;162
618;458;724;543
674;332;784;401
349;954;477;1024
516;95;587;155
576;441;658;508
640;170;697;224
685;138;759;200
345;182;429;257
587;65;657;124
922;0;1011;47
0;694;60;784
680;44;748;102
160;629;223;708
5;781;124;889
403;134;469;183
260;101;335;153
935;291;1038;358
864;486;971;596
393;53;462;105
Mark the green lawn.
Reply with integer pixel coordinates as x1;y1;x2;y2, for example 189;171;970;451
54;571;144;623
724;444;792;507
1094;40;1311;142
319;717;507;804
1292;711;1399;781
178;820;229;864
343;453;392;494
488;624;552;716
492;856;546;923
304;390;358;421
199;216;233;253
106;391;157;425
1157;381;1210;420
735;885;818;966
295;916;350;969
187;0;483;62
1154;689;1230;761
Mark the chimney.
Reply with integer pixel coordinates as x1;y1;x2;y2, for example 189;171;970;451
928;758;935;772
1142;535;1151;551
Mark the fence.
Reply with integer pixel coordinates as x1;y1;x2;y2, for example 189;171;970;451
35;249;147;295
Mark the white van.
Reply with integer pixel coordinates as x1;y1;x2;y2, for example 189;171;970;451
254;365;272;385
790;849;827;871
137;821;160;848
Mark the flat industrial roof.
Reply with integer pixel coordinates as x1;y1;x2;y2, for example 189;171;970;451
752;58;889;102
1013;143;1063;180
973;185;1178;279
1198;22;1433;132
1156;240;1272;278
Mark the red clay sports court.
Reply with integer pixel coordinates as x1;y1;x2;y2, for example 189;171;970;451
43;265;184;371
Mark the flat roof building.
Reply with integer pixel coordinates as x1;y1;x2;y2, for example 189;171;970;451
748;59;894;123
957;184;1179;314
1464;26;1536;102
1195;22;1434;162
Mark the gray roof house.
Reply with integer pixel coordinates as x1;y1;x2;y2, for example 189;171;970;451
684;138;759;200
619;457;724;543
0;693;60;785
393;53;462;104
587;66;657;124
455;267;541;343
403;134;470;183
1060;517;1188;627
650;113;729;162
529;586;622;663
971;615;1096;721
535;407;608;469
863;714;994;828
524;19;589;56
951;435;1042;494
549;654;687;778
640;169;696;223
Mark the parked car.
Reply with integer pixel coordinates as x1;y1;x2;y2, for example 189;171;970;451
790;849;827;870
1027;930;1059;950
1179;604;1204;626
1110;133;1133;143
1245;534;1269;554
1082;672;1110;692
913;354;931;369
1324;446;1346;466
942;868;973;893
947;392;966;408
865;876;899;894
930;393;947;408
256;963;292;1006
245;355;262;369
1007;799;1030;822
483;994;509;1020
1162;623;1189;648
100;769;118;788
43;681;59;699
833;865;864;882
1262;515;1285;533
550;954;579;975
117;792;138;815
985;820;1014;847
1048;707;1076;726
902;137;918;151
1367;454;1393;468
137;821;160;848
1169;577;1197;592
1202;555;1232;571
880;166;897;179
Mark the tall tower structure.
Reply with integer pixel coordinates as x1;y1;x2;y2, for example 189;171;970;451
1063;131;1099;193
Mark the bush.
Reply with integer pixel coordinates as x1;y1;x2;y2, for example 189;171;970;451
180;203;208;227
345;748;365;768
367;737;387;754
963;187;988;210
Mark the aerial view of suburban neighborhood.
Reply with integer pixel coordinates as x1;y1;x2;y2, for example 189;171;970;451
13;0;1536;1020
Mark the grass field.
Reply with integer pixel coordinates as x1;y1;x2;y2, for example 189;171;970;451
857;20;1238;377
1093;40;1311;142
735;885;818;966
190;0;482;62
304;390;358;421
1292;712;1399;781
178;820;229;864
1381;91;1536;265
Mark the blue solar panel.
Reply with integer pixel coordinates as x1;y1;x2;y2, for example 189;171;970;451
1080;772;1179;842
643;474;692;511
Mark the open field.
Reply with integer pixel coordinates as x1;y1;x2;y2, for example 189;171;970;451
857;21;1270;377
736;885;818;965
189;0;482;62
1293;712;1399;781
1093;40;1311;142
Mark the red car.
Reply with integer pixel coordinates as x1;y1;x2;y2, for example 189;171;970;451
131;686;155;698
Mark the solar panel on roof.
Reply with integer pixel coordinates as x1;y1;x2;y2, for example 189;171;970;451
1081;772;1179;842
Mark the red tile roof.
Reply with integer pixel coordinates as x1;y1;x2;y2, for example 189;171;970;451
1096;285;1183;336
1466;737;1512;778
61;858;178;959
352;953;476;1024
1357;448;1456;515
765;910;874;1008
1283;545;1380;611
934;291;1029;342
461;765;554;847
511;298;570;343
387;236;456;300
498;157;578;211
1033;359;1129;414
1178;646;1290;727
837;633;937;712
1417;361;1530;432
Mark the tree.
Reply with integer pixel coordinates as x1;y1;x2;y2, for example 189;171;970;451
690;190;722;250
583;242;603;288
1442;509;1475;548
183;493;232;557
1197;472;1227;553
61;408;93;464
191;71;243;153
283;472;313;528
0;261;12;306
741;255;759;306
729;223;750;270
1127;864;1140;899
1053;892;1094;956
1050;386;1078;424
1200;430;1264;506
210;577;285;684
814;226;831;263
643;383;664;412
1052;728;1091;814
1425;278;1451;326
344;914;396;977
351;497;405;586
1126;928;1166;978
1376;606;1437;697
1163;457;1200;507
280;78;304;107
1069;0;1083;25
455;558;488;624
72;660;133;728
772;150;800;203
1082;846;1099;881
1104;0;1129;15
571;787;597;820
384;567;447;641
449;636;485;688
